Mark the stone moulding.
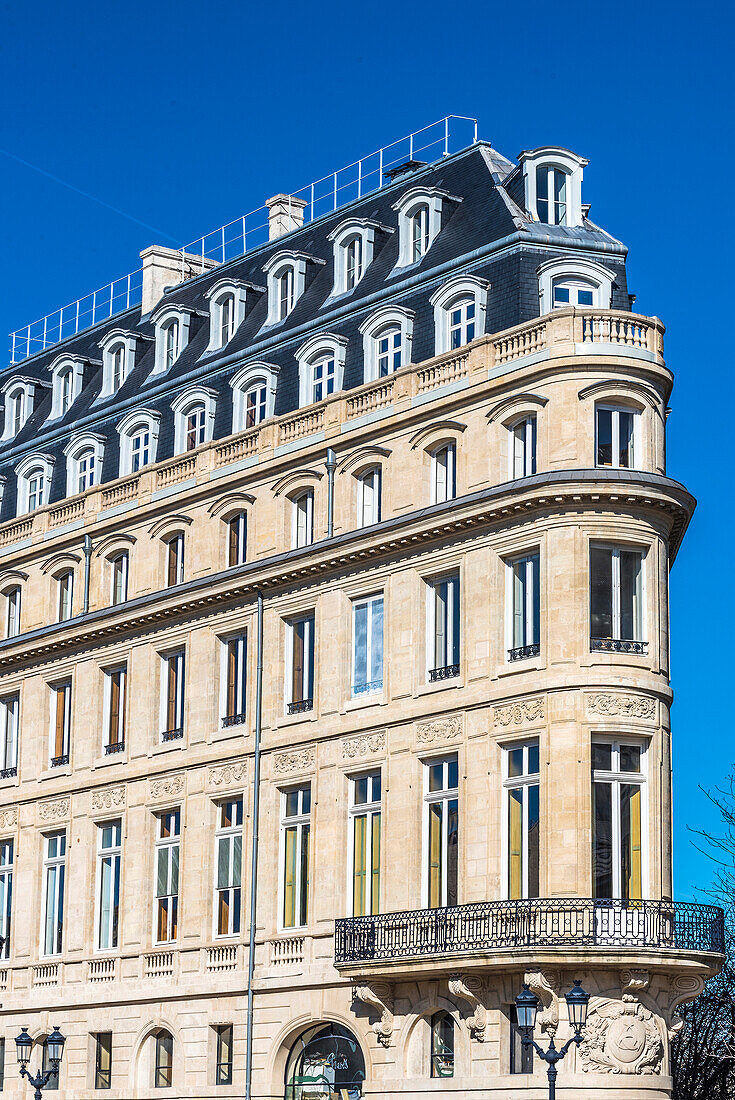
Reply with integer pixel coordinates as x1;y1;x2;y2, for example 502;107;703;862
352;981;394;1047
524;970;559;1036
494;697;544;727
91;786;126;812
37;796;70;823
342;732;386;760
416;716;462;745
149;774;185;801
448;974;486;1041
273;747;315;776
0;807;18;829
208;761;246;788
587;693;656;721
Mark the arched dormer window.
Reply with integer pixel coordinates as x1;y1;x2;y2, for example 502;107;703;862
98;329;142;400
171;386;217;454
48;355;88;420
296;333;347;408
151;304;197;374
230;362;279;433
431;275;489;355
537;257;615;315
204;279;259;353
64;432;105;496
359;305;415;383
1;377;40;441
117;409;161;476
519;147;587;228
262;251;324;328
16;453;54;515
392;186;459;269
328;218;390;297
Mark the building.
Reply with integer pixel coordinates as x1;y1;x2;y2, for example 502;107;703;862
0;118;723;1100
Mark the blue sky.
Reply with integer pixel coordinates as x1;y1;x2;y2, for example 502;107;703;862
1;0;732;899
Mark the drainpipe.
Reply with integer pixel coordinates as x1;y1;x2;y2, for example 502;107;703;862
245;590;264;1100
325;448;337;538
82;535;93;614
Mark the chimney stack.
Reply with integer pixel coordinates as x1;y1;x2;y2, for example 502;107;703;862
139;246;218;315
266;194;307;241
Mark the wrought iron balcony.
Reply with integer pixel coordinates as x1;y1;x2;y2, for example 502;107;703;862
50;753;69;768
428;663;460;682
508;643;540;661
287;699;313;715
221;712;247;728
334;899;725;966
161;727;184;742
0;765;17;779
104;741;125;755
590;637;648;655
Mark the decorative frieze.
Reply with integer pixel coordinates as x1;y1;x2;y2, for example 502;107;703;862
416;716;462;745
494;697;544;727
0;807;18;830
342;731;386;760
149;774;185;802
37;796;70;824
273;747;315;776
208;761;246;789
587;693;656;721
91;786;126;812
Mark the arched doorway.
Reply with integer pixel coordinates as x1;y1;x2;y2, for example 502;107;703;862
284;1023;365;1100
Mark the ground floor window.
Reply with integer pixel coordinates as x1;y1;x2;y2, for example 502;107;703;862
284;1023;365;1100
430;1012;454;1078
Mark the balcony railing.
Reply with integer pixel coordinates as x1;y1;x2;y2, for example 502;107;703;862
50;753;69;768
221;712;247;729
508;643;540;661
428;664;460;682
104;741;125;755
334;899;725;965
287;699;313;715
161;727;184;742
591;638;648;655
0;766;17;779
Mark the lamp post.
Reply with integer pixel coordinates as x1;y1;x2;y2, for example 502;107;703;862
15;1026;66;1100
514;980;589;1100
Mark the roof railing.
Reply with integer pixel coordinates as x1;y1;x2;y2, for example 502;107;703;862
8;116;479;365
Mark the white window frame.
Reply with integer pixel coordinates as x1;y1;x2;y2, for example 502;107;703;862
392;187;456;269
296;334;347;408
505;551;540;661
328;218;388;297
431;275;489;355
0;839;13;959
220;633;247;726
359;305;414;383
431;443;456;505
0;693;19;775
109;552;129;605
94;819;122;952
595;404;641;470
508;415;537;479
214;797;243;938
204;280;254;352
591;737;648;899
230;362;279;432
291;489;314;549
357;467;381;527
537;257;615;314
1;378;38;442
5;586;21;639
351;594;384;698
48;681;71;766
171;386;217;455
151;304;195;374
278;785;311;931
16;453;54;515
519;147;587;228
590;543;646;645
48;356;86;420
347;770;382;916
426;573;461;681
40;831;66;957
56;569;74;623
285;614;315;712
64;432;105;496
421;756;459;908
263;252;317;327
159;651;186;740
98;330;140;399
103;665;127;750
117;409;161;476
502;740;540;899
154;810;180;944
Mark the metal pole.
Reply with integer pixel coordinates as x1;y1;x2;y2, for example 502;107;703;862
325;448;337;538
245;590;264;1100
82;535;93;614
547;1062;556;1100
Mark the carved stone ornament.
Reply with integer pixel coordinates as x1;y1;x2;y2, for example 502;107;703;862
448;974;486;1041
621;969;650;995
208;761;246;789
578;996;664;1075
494;697;544;727
416;716;462;745
587;693;656;721
342;732;386;760
37;796;70;823
666;973;706;1040
91;786;126;812
0;807;18;830
149;774;185;801
273;748;315;776
352;982;394;1047
524;970;559;1037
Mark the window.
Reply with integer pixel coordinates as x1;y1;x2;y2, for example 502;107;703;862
185;405;206;450
506;552;540;661
424;757;459;908
509;1006;533;1073
504;741;540;899
110;553;129;605
596;405;639;470
244;384;266;427
205;281;251;352
352;596;383;697
104;667;126;753
154;1031;173;1088
287;615;314;714
509;416;536;479
345;237;363;289
590;545;645;652
171;387;217;454
448;297;475;349
0;1037;4;1090
263;252;314;328
42;1039;59;1091
230;363;279;432
1;380;36;441
0;694;18;777
222;635;247;726
97;330;140;398
227;512;247;567
296;334;347;408
9;389;26;435
0;840;13;958
57;570;73;622
427;575;460;681
77;449;96;492
377;328;402;376
553;280;594;308
166;533;185;587
151;305;194;374
164;320;180;368
220;294;236;346
111;344;126;390
393;187;450;269
520;148;586;228
310;354;335;403
59;369;73;414
5;586;21;638
431;443;456;504
215;1025;233;1086
431;275;488;355
277;268;295;321
537;257;614;314
16;454;54;515
328;218;382;296
349;771;381;915
49;356;86;419
360;306;415;382
155;810;180;943
161;652;185;740
430;1012;454;1078
215;799;242;936
117;410;161;476
131;428;150;471
50;681;71;767
292;490;314;549
64;432;105;497
281;785;310;928
94;1033;112;1090
592;740;646;900
357;467;381;527
410;204;430;262
536;165;568;225
42;831;66;956
95;820;121;950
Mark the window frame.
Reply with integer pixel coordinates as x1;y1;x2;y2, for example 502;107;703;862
392;187;454;269
117;409;161;476
16;453;54;515
220;633;247;728
230;362;279;432
48;680;71;767
351;594;384;698
279;784;311;930
502;740;540;900
591;736;648;900
94;1032;113;1090
160;650;186;741
422;755;459;909
103;665;127;753
508;415;537;479
296;334;347;408
171;386;217;455
505;551;540;662
359;305;414;383
291;489;314;549
214;798;243;938
154;810;181;945
347;770;381;916
4;585;21;639
426;573;461;682
94;819;122;952
595;403;641;471
589;543;646;649
431;443;456;505
285;614;315;714
40;830;67;957
56;569;74;623
430;275;488;356
109;552;129;606
0;839;14;959
0;693;18;776
357;466;382;527
214;1024;233;1086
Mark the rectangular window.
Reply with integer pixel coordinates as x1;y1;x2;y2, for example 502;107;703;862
596;405;638;470
377;328;401;376
222;635;247;727
292;491;314;549
350;772;381;916
424;757;459;908
507;552;540;660
0;1037;5;1090
216;798;243;936
432;444;456;505
287;615;314;714
42;831;66;956
0;840;13;959
104;667;126;753
155;810;180;943
0;694;18;776
227;513;247;568
352;596;384;697
592;740;645;900
509;1006;533;1073
166;535;184;587
590;545;645;651
510;416;537;478
110;553;128;605
504;741;540;899
96;821;121;951
57;571;73;622
94;1032;112;1090
281;785;310;928
428;575;460;681
154;1032;173;1088
358;468;381;526
5;587;21;639
50;682;71;767
215;1025;233;1086
161;652;185;740
42;1041;58;1091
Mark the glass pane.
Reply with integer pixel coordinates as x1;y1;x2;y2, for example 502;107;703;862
620;745;641;773
447;758;458;789
592;782;613;897
447;798;458;907
508;748;524;778
619;411;635;468
508;788;523;900
528;743;540;775
528;784;540;898
590;547;613;638
621;784;642;901
620;550;642;640
354;777;368;805
285;791;299;817
592;743;612;771
428;763;443;793
428;802;442;908
596;408;613;466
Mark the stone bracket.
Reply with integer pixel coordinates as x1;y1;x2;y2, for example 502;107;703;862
524;969;559;1037
448;974;486;1041
353;982;394;1047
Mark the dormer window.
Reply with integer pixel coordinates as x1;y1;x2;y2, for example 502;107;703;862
359;305;415;383
8;389;25;436
220;294;235;345
449;297;475;349
536;166;567;225
60;369;73;413
204;280;258;353
296;334;347;408
111;344;126;389
117;410;161;476
1;378;38;442
328;219;388;298
263;252;323;328
410;205;430;261
519;147;587;228
346;237;362;288
537;258;615;315
278;268;294;321
16;453;54;515
230;362;279;432
392;187;459;270
64;432;105;496
98;330;141;400
131;429;150;471
48;355;89;420
151;304;196;375
431;275;489;356
166;320;179;367
171;386;217;455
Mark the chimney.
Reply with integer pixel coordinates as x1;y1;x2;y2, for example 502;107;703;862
139;245;219;314
266;194;307;241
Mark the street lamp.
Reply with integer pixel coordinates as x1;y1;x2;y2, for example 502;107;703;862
15;1026;66;1100
514;980;589;1100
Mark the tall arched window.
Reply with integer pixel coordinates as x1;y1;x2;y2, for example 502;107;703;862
9;390;25;435
230;363;279;432
164;319;180;369
171;387;217;455
430;1013;455;1078
431;276;488;356
60;369;73;415
410;204;430;262
219;293;235;346
111;344;126;391
345;236;363;289
278;267;295;321
1;380;36;441
296;335;347;408
535;165;568;225
64;432;105;497
284;1024;365;1100
360;306;415;383
16;454;54;515
117;410;161;476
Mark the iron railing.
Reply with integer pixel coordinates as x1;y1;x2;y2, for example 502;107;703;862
591;638;648;655
509;643;540;661
50;753;69;768
287;699;313;715
429;663;460;682
161;727;184;742
104;741;125;755
221;712;247;729
334;899;725;964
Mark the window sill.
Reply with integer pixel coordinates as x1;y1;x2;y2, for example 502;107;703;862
277;707;317;729
417;675;463;697
39;764;72;782
149;738;186;758
345;692;384;713
498;656;545;678
92;750;128;770
0;768;19;786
